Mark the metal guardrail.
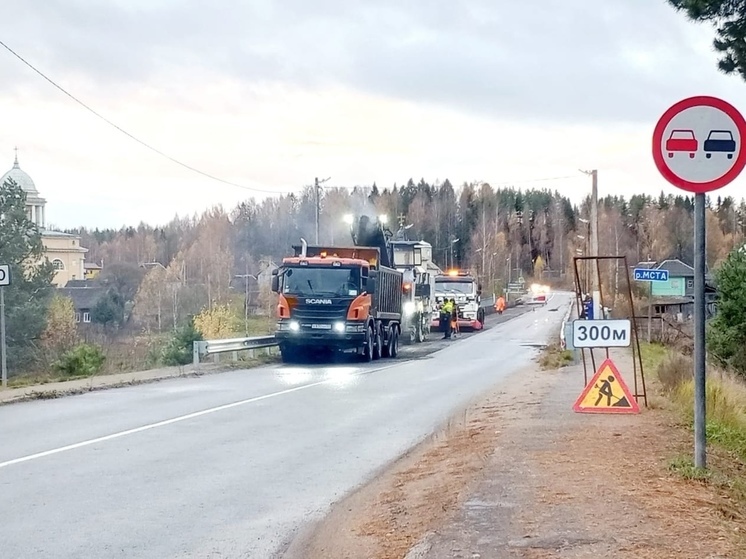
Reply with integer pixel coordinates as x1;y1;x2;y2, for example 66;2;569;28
194;298;502;365
193;335;278;365
559;301;574;350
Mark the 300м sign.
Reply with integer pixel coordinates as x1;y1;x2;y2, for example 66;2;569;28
572;319;631;348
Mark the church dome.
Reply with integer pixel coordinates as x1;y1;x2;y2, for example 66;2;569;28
1;151;38;194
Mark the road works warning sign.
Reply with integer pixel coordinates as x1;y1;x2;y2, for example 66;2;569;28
573;358;640;414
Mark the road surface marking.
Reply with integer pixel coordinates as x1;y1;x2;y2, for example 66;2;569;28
0;363;400;470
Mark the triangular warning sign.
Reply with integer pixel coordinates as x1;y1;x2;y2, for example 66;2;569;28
573;358;640;414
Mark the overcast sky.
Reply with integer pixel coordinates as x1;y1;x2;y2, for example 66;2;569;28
1;0;745;229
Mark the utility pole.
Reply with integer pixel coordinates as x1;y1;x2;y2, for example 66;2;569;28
1;286;6;388
314;177;331;244
581;169;601;318
235;263;258;336
0;264;9;388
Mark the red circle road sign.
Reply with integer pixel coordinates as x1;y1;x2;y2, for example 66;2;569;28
652;96;746;193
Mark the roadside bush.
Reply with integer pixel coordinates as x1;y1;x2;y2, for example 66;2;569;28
707;247;746;378
657;352;692;393
160;319;203;366
193;304;240;339
53;343;106;377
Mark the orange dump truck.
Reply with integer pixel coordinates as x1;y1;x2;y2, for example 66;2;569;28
271;240;403;363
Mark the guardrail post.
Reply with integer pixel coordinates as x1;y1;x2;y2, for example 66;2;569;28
232;351;238;362
193;342;200;366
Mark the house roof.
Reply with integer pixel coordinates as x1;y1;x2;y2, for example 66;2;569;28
656;259;694;277
84;262;102;270
58;286;106;310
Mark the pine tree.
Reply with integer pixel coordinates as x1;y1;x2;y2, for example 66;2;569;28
0;177;55;371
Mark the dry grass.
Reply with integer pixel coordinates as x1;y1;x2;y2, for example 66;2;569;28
647;342;746;518
538;343;574;370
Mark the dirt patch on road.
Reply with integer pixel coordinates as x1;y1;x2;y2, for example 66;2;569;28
284;356;746;559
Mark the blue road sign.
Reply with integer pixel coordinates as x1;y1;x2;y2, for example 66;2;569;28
633;268;669;282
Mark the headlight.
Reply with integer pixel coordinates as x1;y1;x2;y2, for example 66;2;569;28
403;301;416;315
289;320;300;332
334;321;345;333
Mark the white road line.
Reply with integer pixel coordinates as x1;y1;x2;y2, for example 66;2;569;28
0;363;399;470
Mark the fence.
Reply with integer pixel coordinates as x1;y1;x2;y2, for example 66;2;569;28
193;335;278;365
193;296;501;364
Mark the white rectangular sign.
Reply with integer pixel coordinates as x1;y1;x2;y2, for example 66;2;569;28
572;319;631;348
0;265;9;287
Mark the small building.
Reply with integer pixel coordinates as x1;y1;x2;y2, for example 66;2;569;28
84;262;103;280
642;259;717;320
58;284;107;325
0;151;89;287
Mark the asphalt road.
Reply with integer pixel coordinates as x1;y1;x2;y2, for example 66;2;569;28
0;293;571;559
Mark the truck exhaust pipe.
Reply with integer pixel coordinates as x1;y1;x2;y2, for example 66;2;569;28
300;237;308;258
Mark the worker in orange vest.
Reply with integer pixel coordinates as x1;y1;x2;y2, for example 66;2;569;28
495;295;506;314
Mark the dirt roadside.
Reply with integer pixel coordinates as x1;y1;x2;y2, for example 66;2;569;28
282;348;744;559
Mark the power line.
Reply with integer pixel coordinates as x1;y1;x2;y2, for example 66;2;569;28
0;38;295;195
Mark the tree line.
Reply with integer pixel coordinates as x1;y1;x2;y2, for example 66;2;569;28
3;176;746;378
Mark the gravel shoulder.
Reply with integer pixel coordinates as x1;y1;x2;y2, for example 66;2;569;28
282;347;745;559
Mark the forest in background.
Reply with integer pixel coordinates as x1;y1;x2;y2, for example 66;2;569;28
4;177;746;381
78;179;743;318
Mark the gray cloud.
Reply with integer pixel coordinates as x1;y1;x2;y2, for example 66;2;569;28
0;0;735;123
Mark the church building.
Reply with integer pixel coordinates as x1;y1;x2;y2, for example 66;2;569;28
1;151;88;287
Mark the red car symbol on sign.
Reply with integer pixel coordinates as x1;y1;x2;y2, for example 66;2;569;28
666;129;697;158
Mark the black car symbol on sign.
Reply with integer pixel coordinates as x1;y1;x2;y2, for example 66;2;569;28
704;130;737;159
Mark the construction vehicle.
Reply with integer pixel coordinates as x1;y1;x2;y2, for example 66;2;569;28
344;213;440;344
431;269;485;332
271;232;403;363
389;240;439;344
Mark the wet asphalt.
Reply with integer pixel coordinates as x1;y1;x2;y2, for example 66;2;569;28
0;294;571;559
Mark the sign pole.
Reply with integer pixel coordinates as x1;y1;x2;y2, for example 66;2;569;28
652;95;746;469
648;281;653;343
693;192;706;469
1;286;6;389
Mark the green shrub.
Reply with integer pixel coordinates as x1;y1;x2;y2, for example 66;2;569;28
53;344;106;377
160;319;203;366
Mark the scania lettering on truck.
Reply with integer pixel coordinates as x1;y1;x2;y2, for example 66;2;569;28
271;240;403;363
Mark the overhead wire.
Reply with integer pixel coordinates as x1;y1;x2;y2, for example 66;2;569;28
0;39;585;197
0;38;296;195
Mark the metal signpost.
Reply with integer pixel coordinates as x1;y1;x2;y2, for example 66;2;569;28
652;95;746;469
0;264;10;388
633;268;670;343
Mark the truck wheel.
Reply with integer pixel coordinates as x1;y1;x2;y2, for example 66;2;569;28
390;328;399;358
373;324;383;360
280;345;299;364
361;326;374;362
382;326;392;358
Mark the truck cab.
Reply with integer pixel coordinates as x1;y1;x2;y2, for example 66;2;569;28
431;270;485;331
